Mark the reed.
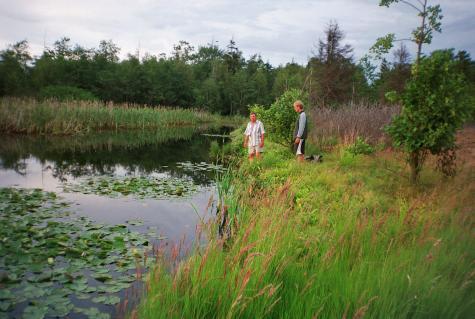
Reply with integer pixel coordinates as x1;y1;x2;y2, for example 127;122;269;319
309;103;401;150
137;129;475;318
0;97;241;135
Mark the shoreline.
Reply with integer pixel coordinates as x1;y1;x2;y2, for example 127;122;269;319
136;128;475;318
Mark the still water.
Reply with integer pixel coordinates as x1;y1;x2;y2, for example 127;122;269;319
0;128;228;318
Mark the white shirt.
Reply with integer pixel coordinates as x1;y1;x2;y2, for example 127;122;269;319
244;120;265;147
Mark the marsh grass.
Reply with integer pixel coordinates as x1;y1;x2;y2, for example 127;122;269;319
137;137;474;318
310;104;400;150
0;97;241;135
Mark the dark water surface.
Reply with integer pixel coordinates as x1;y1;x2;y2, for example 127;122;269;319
0;128;228;318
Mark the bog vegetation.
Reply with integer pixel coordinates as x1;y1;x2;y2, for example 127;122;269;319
1;0;474;318
0;98;237;135
138;128;475;318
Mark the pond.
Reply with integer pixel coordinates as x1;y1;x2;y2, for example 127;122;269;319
0;127;229;319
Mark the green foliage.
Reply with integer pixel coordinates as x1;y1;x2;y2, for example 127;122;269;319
250;89;307;146
138;140;475;318
39;85;98;101
309;21;365;106
386;50;473;180
63;175;200;199
370;33;396;58
0;98;235;135
347;136;375;155
0;187;155;318
271;62;306;98
0;40;32;96
375;0;443;62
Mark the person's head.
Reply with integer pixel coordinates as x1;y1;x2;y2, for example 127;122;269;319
250;112;257;122
293;100;304;113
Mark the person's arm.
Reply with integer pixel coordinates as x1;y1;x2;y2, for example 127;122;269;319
244;123;250;147
260;122;265;147
297;112;306;138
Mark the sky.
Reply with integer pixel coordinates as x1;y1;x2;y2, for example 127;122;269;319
1;0;474;66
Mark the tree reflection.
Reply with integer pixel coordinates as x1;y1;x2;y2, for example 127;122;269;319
0;128;228;186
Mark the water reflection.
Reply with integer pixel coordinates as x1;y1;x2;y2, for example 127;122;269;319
0;128;227;185
0;128;229;244
0;128;231;319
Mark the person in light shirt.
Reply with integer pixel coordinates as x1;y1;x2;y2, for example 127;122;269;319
243;112;265;161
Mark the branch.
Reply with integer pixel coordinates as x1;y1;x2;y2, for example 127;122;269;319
400;0;422;13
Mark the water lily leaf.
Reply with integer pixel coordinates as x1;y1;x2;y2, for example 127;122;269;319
97;285;122;293
126;219;143;226
68;282;88;292
22;286;47;299
103;295;120;305
47;302;73;317
0;290;12;300
91;295;107;303
75;307;110;319
0;301;12;312
92;273;112;282
35;271;53;282
112;237;125;250
76;294;90;300
43;294;70;306
0;188;157;318
23;305;48;319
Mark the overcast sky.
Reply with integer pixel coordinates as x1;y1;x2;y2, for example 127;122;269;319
1;0;474;66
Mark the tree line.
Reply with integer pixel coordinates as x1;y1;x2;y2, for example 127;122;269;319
1;22;474;114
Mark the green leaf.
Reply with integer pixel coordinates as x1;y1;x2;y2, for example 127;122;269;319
0;290;13;301
23;305;48;319
0;301;12;312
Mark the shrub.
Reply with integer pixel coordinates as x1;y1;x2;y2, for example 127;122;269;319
386;49;473;182
39;85;98;101
250;89;307;147
347;136;375;155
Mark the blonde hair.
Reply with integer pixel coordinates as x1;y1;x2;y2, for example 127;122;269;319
293;100;304;109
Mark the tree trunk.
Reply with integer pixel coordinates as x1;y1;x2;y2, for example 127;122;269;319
409;150;426;183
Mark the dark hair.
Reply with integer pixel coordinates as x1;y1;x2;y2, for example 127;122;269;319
250;112;256;116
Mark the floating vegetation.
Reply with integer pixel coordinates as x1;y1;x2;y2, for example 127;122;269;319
176;161;226;173
63;175;199;199
0;188;156;319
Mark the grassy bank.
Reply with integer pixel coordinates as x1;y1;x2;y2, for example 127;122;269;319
137;131;474;318
0;98;241;135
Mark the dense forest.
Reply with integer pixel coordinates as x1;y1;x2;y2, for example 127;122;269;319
1;22;474;114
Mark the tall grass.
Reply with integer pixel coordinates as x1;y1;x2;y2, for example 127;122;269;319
0;97;241;135
137;137;474;318
310;104;400;149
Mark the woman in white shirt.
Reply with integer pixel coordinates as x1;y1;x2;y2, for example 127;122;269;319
243;112;265;161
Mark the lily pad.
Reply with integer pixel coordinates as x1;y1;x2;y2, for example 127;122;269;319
92;295;120;305
23;305;48;319
0;188;159;318
63;175;199;199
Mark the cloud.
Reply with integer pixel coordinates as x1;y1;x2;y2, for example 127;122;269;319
0;0;473;66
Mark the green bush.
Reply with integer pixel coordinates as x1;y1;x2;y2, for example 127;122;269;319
39;85;98;101
250;89;308;147
386;49;474;182
347;136;375;155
